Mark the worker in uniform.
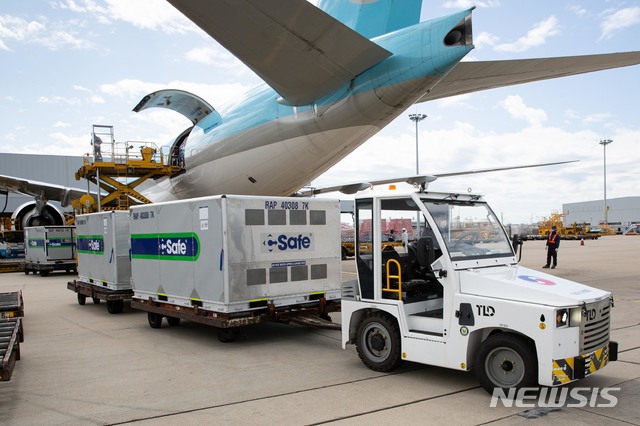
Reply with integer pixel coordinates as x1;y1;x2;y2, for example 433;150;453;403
401;228;409;253
92;135;103;162
388;229;395;241
543;225;560;269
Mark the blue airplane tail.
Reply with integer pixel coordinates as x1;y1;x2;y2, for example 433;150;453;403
318;0;422;39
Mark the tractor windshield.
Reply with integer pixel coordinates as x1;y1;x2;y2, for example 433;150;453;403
422;200;514;261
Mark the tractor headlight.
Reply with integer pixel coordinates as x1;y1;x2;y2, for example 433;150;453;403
556;309;569;328
556;307;582;328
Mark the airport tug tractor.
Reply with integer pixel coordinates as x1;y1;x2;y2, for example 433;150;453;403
341;191;617;393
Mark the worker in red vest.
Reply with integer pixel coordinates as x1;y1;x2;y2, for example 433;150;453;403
543;226;560;269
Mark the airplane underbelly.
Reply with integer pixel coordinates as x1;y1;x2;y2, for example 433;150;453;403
147;126;377;201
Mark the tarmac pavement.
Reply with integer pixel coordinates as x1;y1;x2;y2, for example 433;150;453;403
0;235;638;425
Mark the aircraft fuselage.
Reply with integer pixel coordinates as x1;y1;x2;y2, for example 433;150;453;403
141;10;474;202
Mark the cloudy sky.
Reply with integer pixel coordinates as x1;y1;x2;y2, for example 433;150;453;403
1;0;639;224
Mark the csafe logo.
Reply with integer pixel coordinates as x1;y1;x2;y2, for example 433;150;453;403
131;233;200;261
262;233;312;252
77;236;104;255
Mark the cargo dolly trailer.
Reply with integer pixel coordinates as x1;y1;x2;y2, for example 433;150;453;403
68;211;133;314
23;226;77;276
0;291;24;381
129;195;342;341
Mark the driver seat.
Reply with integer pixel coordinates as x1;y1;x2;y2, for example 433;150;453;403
402;237;442;302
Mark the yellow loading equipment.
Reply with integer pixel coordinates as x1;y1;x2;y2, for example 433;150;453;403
74;125;182;214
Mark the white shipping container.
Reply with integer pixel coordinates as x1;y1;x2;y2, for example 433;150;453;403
24;226;76;264
76;211;131;291
130;195;341;314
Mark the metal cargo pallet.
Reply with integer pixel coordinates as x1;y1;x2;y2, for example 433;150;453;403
67;280;133;314
132;297;340;342
23;260;77;276
1;318;23;381
0;291;24;318
0;291;24;381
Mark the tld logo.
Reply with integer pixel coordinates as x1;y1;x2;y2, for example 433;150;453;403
262;233;312;252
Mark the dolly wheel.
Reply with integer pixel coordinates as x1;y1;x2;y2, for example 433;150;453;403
92;297;100;304
107;300;124;314
218;329;237;343
167;317;181;327
148;312;163;328
77;293;86;305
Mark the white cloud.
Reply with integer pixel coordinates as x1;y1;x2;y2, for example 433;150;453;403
185;47;218;65
473;32;500;49
600;7;640;40
38;29;93;50
184;47;242;68
53;121;72;128
0;14;91;50
103;0;197;34
567;5;588;18
435;93;473;108
583;112;611;124
495;16;561;52
0;15;45;48
499;95;547;127
37;95;81;105
73;84;105;104
52;0;107;14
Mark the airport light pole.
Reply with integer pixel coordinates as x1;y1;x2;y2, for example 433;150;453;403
599;139;613;225
409;113;427;235
409;113;427;174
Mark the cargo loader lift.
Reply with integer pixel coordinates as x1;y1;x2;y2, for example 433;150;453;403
74;125;182;214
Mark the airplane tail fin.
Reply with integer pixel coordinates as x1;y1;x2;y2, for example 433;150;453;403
317;0;422;39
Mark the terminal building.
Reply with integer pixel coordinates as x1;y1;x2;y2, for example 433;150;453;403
564;196;640;233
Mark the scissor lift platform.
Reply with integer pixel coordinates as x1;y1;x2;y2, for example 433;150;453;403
74;125;182;213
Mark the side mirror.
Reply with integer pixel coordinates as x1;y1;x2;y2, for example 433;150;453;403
512;233;523;262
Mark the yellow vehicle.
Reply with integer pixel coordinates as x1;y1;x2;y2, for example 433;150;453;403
538;212;600;240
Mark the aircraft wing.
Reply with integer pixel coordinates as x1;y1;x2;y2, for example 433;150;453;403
167;0;392;106
301;175;438;196
302;160;578;196
431;160;579;178
0;174;88;207
418;52;640;102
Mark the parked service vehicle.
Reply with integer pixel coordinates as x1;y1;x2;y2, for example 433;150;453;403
341;191;616;393
23;226;77;276
0;230;24;259
129;195;341;341
68;211;132;314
